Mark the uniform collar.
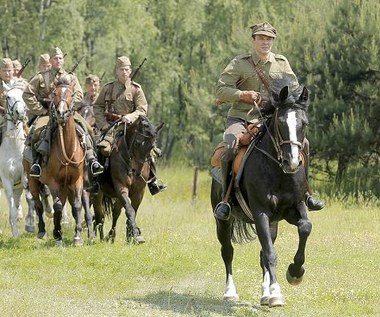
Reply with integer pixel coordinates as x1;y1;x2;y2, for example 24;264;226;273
251;51;275;65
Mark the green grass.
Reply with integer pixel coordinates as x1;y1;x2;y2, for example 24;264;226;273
0;167;379;317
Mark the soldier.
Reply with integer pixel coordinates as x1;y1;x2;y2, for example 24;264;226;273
0;58;26;145
213;22;324;220
23;47;103;178
93;56;166;195
12;59;22;77
38;54;51;72
76;74;100;132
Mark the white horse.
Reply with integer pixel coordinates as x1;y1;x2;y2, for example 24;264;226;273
0;86;27;237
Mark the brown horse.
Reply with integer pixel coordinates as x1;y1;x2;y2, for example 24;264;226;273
28;78;94;246
93;116;163;244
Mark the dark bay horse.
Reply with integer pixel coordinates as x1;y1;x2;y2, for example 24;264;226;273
211;79;312;307
93;115;163;244
28;78;94;246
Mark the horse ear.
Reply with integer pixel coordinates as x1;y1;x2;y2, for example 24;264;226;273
299;86;309;102
279;86;289;102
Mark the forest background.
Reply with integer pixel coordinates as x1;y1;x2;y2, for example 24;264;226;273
1;0;379;200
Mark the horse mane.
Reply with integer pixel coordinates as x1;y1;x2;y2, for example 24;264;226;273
55;76;72;87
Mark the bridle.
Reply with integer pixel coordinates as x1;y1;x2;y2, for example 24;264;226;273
5;89;25;125
253;103;304;174
51;84;76;125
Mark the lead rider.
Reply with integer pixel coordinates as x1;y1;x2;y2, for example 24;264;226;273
214;22;324;221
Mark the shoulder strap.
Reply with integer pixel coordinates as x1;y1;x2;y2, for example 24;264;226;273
247;58;271;92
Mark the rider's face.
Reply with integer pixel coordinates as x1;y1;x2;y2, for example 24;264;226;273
0;68;14;81
252;34;274;57
50;54;64;70
116;66;132;83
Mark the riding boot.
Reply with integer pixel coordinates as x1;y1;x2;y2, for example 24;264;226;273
84;133;104;176
148;160;167;195
303;139;324;211
30;152;43;178
213;158;233;220
85;178;100;193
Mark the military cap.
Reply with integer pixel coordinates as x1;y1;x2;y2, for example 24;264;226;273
49;47;64;58
0;58;14;69
116;56;131;68
12;59;22;69
85;74;100;84
250;22;277;38
39;53;50;65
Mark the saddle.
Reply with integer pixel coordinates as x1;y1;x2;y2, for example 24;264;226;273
211;123;261;174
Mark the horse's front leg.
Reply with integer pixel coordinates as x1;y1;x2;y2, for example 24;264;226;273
92;192;105;241
69;186;84;247
260;221;279;306
119;188;145;244
51;189;64;246
81;191;95;244
2;180;20;237
216;219;239;301
106;200;122;243
286;202;312;285
255;212;284;307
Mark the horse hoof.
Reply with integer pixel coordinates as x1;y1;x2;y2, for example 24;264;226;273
37;232;47;240
55;240;64;247
25;224;35;233
73;237;84;246
133;235;146;244
286;264;305;285
269;295;285;307
260;295;269;306
223;294;239;301
286;270;304;285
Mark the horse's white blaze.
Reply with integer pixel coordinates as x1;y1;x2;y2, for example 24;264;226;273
224;274;239;300
286;111;299;169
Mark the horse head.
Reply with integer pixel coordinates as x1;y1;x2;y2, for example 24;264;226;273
5;86;26;124
124;115;163;165
52;77;76;125
270;80;309;174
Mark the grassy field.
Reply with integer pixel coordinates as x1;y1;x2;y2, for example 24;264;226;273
0;167;379;317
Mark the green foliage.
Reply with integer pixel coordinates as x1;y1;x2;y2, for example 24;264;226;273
1;0;379;196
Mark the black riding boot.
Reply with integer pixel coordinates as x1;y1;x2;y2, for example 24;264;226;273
213;159;233;221
303;140;324;211
148;161;167;195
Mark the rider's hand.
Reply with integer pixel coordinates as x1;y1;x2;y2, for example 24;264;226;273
121;114;134;124
239;90;260;104
101;123;110;132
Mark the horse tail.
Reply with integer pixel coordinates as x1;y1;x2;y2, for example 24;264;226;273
231;218;257;244
102;196;113;219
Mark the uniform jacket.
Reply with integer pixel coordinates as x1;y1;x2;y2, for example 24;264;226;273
93;79;148;129
23;68;83;117
216;51;298;122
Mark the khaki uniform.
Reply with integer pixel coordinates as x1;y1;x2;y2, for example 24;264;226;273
94;79;148;129
94;79;148;155
216;51;298;123
77;91;99;132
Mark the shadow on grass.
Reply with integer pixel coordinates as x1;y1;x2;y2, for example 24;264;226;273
118;290;269;316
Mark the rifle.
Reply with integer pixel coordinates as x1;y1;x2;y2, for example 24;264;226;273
99;71;106;82
69;55;85;74
17;57;31;77
130;57;147;81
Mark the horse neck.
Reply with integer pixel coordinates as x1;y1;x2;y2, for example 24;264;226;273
3;119;25;145
59;116;79;153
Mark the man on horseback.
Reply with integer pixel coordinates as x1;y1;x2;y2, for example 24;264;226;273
213;22;324;221
23;47;104;178
76;74;100;133
93;56;166;195
0;58;27;146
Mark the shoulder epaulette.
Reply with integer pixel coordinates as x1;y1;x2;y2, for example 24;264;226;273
236;53;252;60
274;54;287;61
131;81;141;88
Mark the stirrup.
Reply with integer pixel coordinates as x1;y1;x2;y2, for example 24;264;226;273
91;161;104;176
148;179;167;195
30;163;41;178
214;201;231;221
